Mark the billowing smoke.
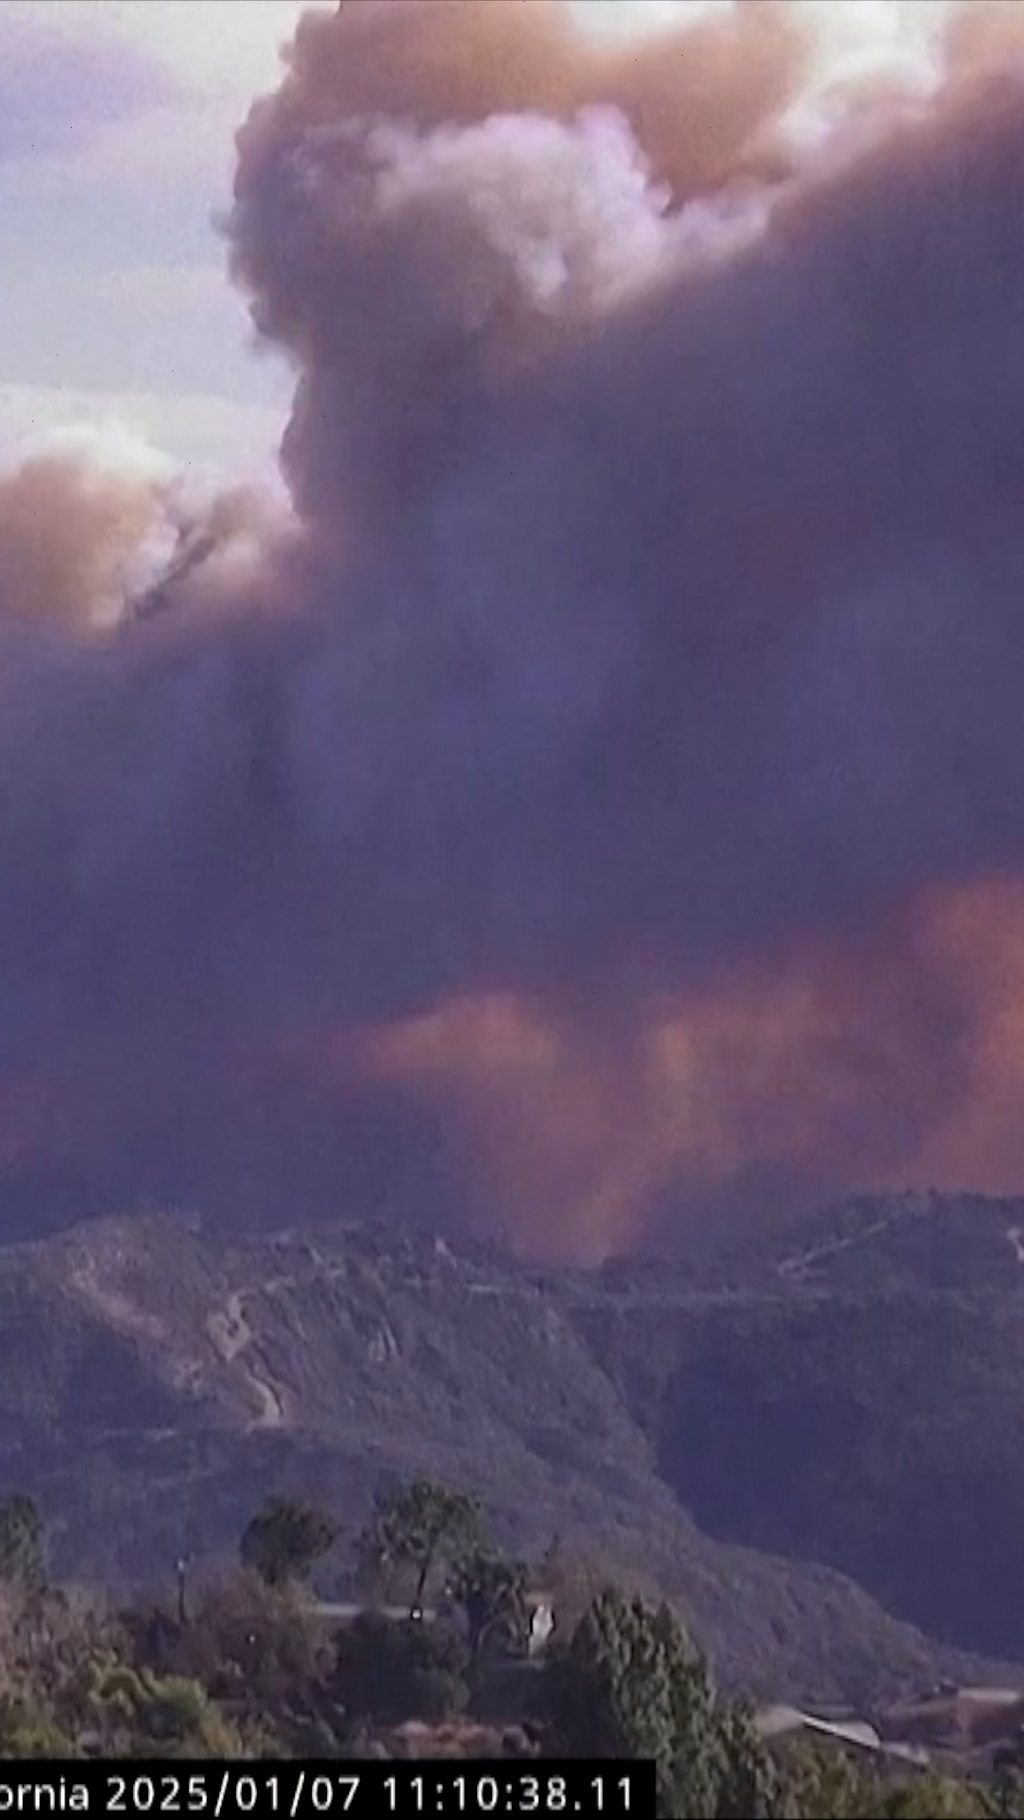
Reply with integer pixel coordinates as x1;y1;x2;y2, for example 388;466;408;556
6;0;1024;1258
0;428;172;629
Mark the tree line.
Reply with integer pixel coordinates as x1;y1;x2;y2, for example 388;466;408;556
0;1486;1017;1818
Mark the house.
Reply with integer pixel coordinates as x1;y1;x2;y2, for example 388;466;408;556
313;1588;557;1657
526;1596;555;1657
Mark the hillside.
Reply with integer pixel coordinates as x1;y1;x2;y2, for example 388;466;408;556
0;1203;1008;1706
564;1192;1024;1661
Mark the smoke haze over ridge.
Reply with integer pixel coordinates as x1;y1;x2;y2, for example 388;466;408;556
6;0;1024;1258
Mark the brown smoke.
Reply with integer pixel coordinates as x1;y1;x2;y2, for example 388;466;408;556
5;0;1024;1259
255;0;809;198
0;448;162;629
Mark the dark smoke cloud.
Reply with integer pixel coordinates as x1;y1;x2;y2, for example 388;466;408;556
4;0;1024;1257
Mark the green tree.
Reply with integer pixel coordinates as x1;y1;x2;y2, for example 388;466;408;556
546;1588;781;1819
334;1613;469;1725
546;1589;717;1817
158;1571;345;1756
774;1740;992;1820
714;1702;784;1818
165;1571;335;1706
89;1662;242;1757
775;1737;877;1818
359;1479;484;1617
448;1550;528;1676
0;1496;45;1592
239;1497;337;1589
0;1709;76;1758
876;1774;990;1819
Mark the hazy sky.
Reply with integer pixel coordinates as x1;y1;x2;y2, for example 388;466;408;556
0;1;337;481
0;0;756;484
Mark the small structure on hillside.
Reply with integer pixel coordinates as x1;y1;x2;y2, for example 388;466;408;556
526;1596;555;1657
313;1588;557;1658
755;1705;929;1770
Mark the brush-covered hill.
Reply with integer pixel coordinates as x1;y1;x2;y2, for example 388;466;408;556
561;1191;1024;1663
0;1197;1016;1703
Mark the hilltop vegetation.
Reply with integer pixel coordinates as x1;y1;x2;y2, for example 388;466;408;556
566;1193;1024;1658
0;1484;1014;1820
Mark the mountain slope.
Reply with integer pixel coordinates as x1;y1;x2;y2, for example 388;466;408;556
0;1206;1005;1704
563;1193;1024;1660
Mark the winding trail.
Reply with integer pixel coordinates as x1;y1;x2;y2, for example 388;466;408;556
67;1239;407;1436
205;1288;288;1430
202;1252;361;1430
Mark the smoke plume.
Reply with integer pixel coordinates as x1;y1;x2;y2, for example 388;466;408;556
6;0;1024;1258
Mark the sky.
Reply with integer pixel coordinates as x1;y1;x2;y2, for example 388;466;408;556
0;0;335;481
0;0;718;481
